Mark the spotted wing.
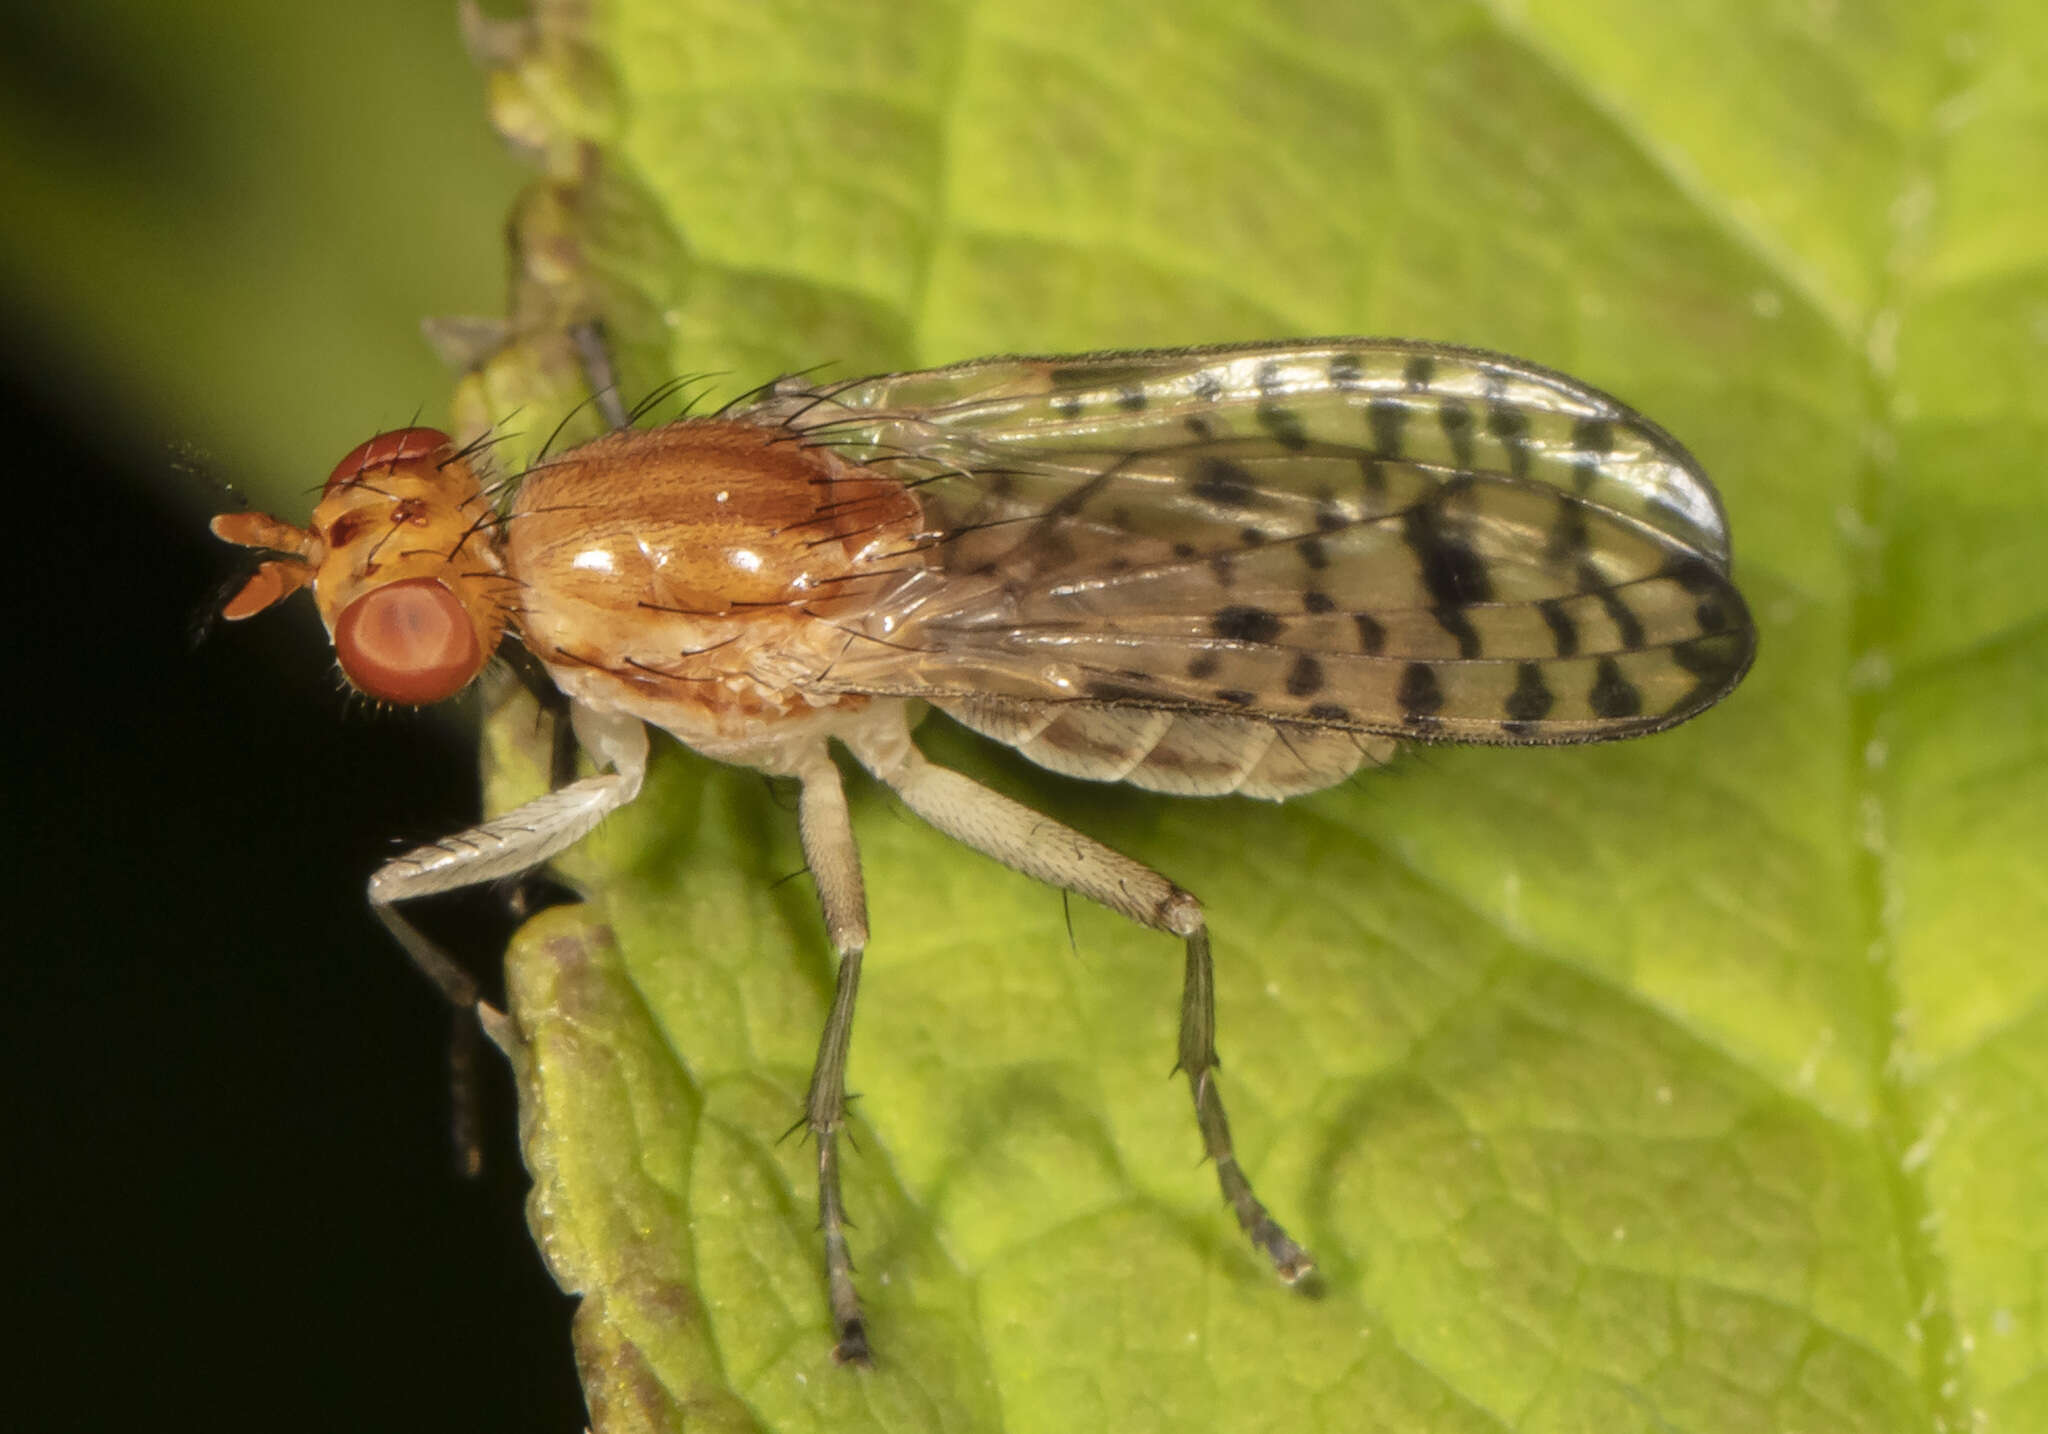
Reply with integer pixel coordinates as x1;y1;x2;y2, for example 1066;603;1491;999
754;339;1754;749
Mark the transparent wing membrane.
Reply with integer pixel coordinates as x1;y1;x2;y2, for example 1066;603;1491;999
754;339;1754;748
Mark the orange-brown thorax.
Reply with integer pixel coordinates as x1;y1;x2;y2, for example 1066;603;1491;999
210;427;511;704
508;420;925;745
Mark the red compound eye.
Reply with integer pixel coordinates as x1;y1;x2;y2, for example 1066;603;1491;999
325;427;454;493
332;577;482;704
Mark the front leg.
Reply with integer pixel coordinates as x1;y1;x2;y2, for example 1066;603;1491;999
368;702;649;1168
368;701;649;907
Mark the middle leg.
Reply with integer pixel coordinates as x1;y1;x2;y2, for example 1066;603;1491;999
791;746;874;1365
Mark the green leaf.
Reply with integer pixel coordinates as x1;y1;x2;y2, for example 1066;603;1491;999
473;3;2048;1429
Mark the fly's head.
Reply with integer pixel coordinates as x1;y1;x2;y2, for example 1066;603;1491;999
210;427;513;704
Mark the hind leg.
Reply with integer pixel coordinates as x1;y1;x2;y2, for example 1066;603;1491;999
842;727;1312;1282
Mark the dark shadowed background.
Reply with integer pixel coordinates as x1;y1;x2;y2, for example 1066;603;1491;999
5;2;586;1427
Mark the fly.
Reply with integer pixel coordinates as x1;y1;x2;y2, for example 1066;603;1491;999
210;337;1756;1364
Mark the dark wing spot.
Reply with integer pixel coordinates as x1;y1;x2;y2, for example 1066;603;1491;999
1665;554;1725;591
1571;418;1612;490
1305;702;1352;723
1589;657;1643;718
1314;495;1347;532
1403;353;1435;389
1504;662;1554;721
1190;458;1262;509
1241;525;1269;545
1255;359;1284;392
1432;605;1483;659
1208;552;1236;588
1214;688;1256;707
1172;541;1197;560
1329;353;1364;389
1367;396;1407;458
1187;652;1220;680
1539;599;1579;657
1672;633;1748;685
1192;369;1224;402
1298;535;1330;570
1051;393;1083;419
1593;585;1647;650
1403;502;1494;605
1258;402;1310;450
1211;605;1285;643
1438;397;1476;467
1546;496;1590;561
1359;455;1388;499
1116;385;1147;413
1354;612;1386;654
1285;654;1325;696
1302;589;1336;614
1664;556;1734;633
1487;403;1532;478
1185;415;1216;440
1397;662;1444;719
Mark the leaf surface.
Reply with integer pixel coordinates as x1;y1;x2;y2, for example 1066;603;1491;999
474;4;2048;1429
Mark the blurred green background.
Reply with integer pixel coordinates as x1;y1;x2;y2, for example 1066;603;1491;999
0;0;526;503
4;3;584;1430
